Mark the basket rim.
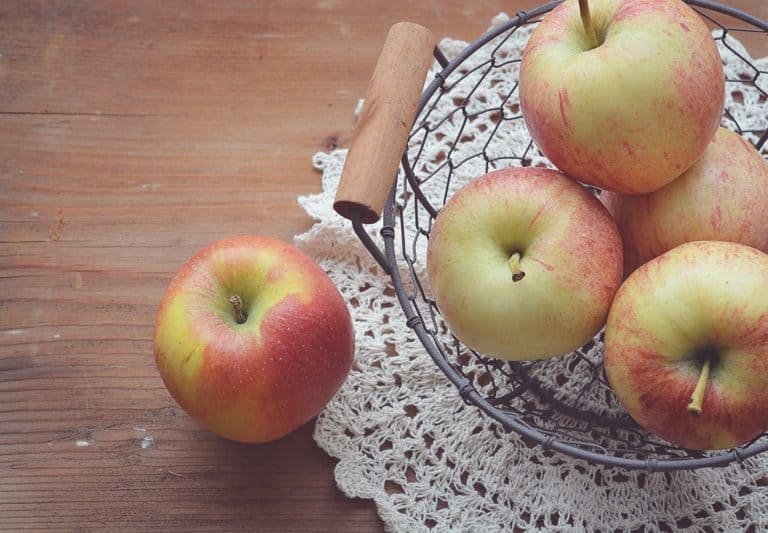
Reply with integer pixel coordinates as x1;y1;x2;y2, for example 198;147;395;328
380;0;768;471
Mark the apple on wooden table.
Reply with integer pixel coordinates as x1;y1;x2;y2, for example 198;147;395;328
153;235;355;444
426;167;623;362
519;0;724;194
604;241;768;451
602;127;768;275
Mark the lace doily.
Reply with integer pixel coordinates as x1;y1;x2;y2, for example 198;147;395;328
295;12;768;532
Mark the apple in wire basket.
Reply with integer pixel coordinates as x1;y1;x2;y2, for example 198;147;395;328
153;236;354;443
601;127;768;276
426;167;623;361
604;241;768;451
519;0;724;194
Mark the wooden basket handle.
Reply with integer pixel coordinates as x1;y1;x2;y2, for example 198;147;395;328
333;22;436;224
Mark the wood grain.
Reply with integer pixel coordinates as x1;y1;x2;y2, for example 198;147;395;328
1;1;766;531
335;22;435;223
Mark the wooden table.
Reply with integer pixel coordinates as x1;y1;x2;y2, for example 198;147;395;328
2;1;766;530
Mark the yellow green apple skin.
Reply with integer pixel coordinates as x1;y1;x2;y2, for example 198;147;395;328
426;167;623;361
153;236;354;444
604;241;768;451
519;0;724;194
602;127;768;275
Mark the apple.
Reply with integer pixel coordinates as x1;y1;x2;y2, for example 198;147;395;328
426;166;623;361
602;127;768;275
519;0;725;194
153;235;354;443
604;240;768;450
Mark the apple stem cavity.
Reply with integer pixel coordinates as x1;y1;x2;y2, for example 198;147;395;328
229;294;247;324
686;357;712;416
578;0;600;49
509;252;526;282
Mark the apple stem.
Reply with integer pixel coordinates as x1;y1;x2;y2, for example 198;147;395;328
229;294;247;324
578;0;599;49
509;252;525;282
686;357;712;416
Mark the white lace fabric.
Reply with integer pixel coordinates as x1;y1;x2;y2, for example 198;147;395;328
295;12;768;532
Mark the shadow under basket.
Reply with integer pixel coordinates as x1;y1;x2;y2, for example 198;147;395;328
335;0;768;472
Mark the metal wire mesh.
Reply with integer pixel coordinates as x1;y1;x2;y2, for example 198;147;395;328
376;0;768;470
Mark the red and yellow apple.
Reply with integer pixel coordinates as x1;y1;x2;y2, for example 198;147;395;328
519;0;724;194
602;127;768;274
153;235;354;443
604;240;768;450
426;167;623;361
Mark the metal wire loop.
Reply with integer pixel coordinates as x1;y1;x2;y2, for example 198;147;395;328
645;459;659;473
379;226;395;239
733;447;747;464
457;381;476;403
406;315;423;329
515;10;530;25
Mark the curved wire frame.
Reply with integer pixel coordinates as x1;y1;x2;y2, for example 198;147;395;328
377;0;768;471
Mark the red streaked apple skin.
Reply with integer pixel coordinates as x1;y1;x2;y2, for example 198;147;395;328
153;235;354;444
427;167;623;361
520;0;724;194
604;241;768;450
602;127;768;275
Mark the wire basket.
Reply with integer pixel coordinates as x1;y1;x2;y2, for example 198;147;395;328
335;0;768;471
